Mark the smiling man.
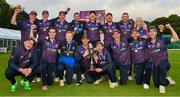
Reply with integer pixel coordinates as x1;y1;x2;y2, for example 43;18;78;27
4;38;37;92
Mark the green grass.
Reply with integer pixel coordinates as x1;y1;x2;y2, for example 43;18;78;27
0;50;180;96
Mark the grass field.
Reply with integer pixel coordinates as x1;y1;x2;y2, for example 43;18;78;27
0;50;180;96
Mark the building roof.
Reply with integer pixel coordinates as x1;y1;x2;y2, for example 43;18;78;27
0;28;20;40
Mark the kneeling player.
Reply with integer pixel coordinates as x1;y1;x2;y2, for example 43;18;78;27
4;38;37;92
147;24;179;93
57;31;81;86
85;41;117;88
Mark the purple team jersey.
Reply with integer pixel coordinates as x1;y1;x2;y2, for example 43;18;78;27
53;20;70;42
129;38;148;64
147;38;171;66
110;38;131;65
85;21;102;42
102;22;117;47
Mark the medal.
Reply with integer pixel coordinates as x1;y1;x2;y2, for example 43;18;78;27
135;49;138;52
109;29;112;32
91;28;94;30
43;28;46;31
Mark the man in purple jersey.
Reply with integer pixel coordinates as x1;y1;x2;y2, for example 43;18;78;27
147;24;179;93
53;11;70;43
85;11;102;47
4;38;37;92
11;7;39;43
117;13;134;80
102;13;118;48
129;30;152;89
85;41;117;88
70;12;86;45
109;29;131;85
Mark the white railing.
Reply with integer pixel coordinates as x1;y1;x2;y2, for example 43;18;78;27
0;47;7;53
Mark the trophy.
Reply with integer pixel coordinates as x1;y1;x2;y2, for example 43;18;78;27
89;48;95;69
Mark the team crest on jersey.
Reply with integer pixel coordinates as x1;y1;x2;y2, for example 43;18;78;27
157;43;160;47
65;25;67;28
28;53;31;57
139;41;143;45
148;45;151;48
122;42;125;47
128;25;131;28
20;56;24;58
55;44;58;48
72;46;75;50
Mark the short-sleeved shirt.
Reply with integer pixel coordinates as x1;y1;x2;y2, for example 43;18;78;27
53;20;70;42
16;19;39;42
110;38;131;65
147;38;171;66
117;19;134;40
102;22;118;47
129;38;148;64
85;21;102;42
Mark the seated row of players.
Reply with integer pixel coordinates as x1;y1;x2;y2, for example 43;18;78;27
5;7;179;93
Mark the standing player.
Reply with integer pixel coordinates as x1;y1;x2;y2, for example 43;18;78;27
31;27;59;90
53;11;70;43
147;24;179;93
109;30;131;85
102;13;118;48
70;12;86;45
117;13;134;80
129;30;152;89
134;17;148;39
11;6;39;43
4;38;37;92
85;11;102;47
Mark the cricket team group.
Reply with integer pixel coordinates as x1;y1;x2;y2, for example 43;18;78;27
4;6;179;93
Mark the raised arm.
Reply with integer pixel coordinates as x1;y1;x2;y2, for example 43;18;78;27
165;24;179;42
11;8;22;25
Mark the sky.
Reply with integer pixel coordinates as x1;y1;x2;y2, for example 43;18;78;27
6;0;180;22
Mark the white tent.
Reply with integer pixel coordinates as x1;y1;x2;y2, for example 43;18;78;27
0;28;21;52
0;28;21;40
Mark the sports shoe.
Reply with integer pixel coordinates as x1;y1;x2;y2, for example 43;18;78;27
59;80;64;86
143;83;149;89
36;78;41;82
128;76;133;80
159;85;166;93
41;85;48;90
11;83;18;92
24;81;31;90
167;76;176;85
54;77;59;82
94;79;102;85
110;82;119;88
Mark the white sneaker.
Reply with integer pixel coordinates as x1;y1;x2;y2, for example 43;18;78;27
159;85;166;93
110;82;118;88
36;78;41;82
143;83;149;89
94;79;102;85
59;80;64;87
128;76;133;80
54;78;59;82
167;76;176;85
31;79;36;83
81;74;85;81
72;74;77;80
